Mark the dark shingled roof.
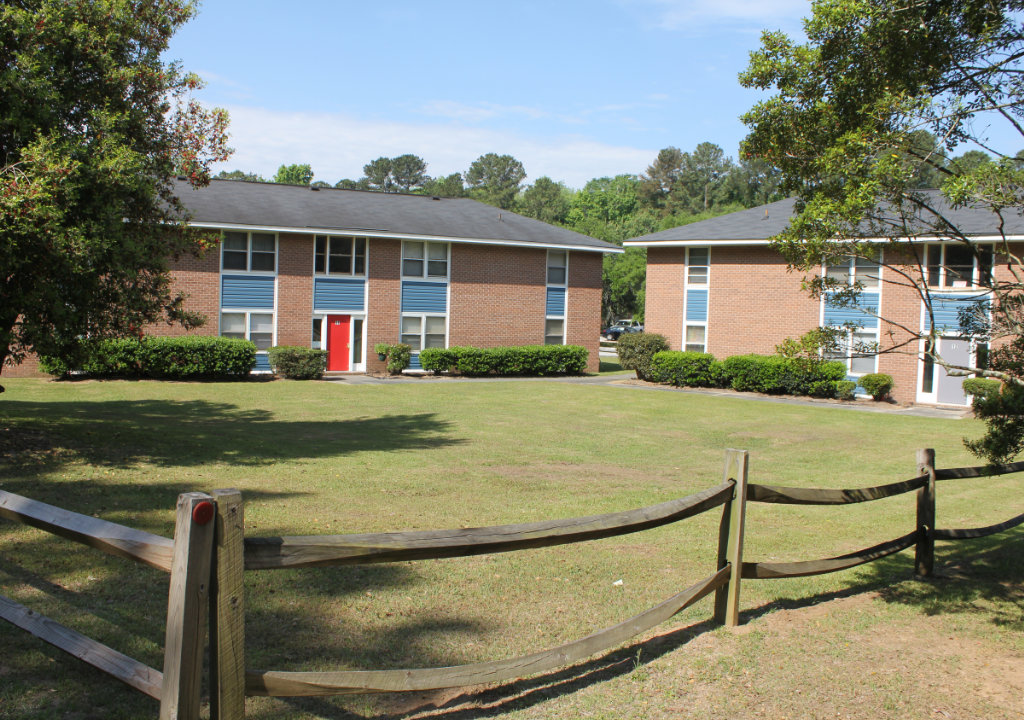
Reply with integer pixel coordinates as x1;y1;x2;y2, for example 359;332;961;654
625;193;1024;245
172;178;619;252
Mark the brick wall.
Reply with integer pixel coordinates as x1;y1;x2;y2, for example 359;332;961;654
645;248;686;350
566;251;602;372
876;249;924;404
150;248;221;337
276;233;314;347
365;238;401;374
706;247;819;357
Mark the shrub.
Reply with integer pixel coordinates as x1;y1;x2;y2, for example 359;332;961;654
649;351;717;387
719;354;846;395
373;343;412;375
835;380;857;401
39;336;256;379
962;377;1001;400
420;345;588;377
268;346;327;379
617;333;669;381
859;373;894;401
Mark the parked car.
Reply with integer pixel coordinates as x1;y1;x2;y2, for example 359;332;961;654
602;321;644;341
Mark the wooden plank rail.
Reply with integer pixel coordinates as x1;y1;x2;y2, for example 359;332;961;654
934;511;1024;540
741;531;918;579
244;566;731;697
746;475;928;505
243;482;734;570
0;594;163;699
0;489;173;572
935;460;1024;480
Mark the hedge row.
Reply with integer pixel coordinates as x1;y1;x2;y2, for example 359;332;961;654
39;336;257;379
419;345;588;376
649;351;847;397
267;346;327;380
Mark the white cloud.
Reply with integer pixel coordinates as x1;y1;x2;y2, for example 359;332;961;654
418;100;549;122
218;105;654;188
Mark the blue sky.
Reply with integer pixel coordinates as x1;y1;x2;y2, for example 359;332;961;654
167;1;813;188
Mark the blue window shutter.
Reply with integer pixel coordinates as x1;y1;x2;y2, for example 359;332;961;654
314;277;365;311
402;281;448;313
546;287;566;316
222;275;275;309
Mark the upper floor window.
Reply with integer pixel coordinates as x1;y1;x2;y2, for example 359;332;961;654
687;247;709;285
222;231;276;272
826;255;880;290
547;250;568;285
315;235;366;276
403;241;448;279
925;244;992;288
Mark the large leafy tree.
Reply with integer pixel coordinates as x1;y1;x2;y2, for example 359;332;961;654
273;163;314;185
515;176;572;225
419;172;465;198
0;0;230;386
740;0;1024;460
465;153;526;209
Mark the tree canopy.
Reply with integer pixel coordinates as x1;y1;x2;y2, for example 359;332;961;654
465;153;526;209
740;0;1024;460
273;163;314;185
0;0;230;386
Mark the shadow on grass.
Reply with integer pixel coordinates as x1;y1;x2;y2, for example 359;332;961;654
0;399;464;470
249;530;1024;720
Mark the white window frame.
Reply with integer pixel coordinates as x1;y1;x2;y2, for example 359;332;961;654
684;324;706;353
924;243;992;290
827;327;879;378
400;313;447;351
221;231;278;274
825;254;880;290
401;241;449;281
546;250;568;286
544;317;565;346
314;235;367;277
686;247;709;286
219;310;276;351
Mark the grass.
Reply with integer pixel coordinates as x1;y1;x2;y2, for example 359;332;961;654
0;376;1021;719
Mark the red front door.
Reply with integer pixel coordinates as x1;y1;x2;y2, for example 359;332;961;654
327;315;351;371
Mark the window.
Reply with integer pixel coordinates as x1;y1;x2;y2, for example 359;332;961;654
826;255;879;289
402;241;448;279
687;247;709;285
221;231;276;272
828;328;878;377
685;325;706;353
400;315;446;351
545;318;564;345
547;250;568;285
315;235;366;276
220;311;274;350
925;244;992;288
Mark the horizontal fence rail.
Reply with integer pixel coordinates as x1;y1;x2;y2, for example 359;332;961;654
245;566;731;697
747;476;928;505
742;531;919;579
0;489;174;572
243;481;735;570
935;512;1024;540
935;460;1024;481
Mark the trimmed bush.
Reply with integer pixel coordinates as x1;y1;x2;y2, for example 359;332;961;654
617;333;669;381
39;336;256;379
268;346;327;379
649;351;717;387
859;373;895;401
374;343;412;375
419;345;588;377
835;380;857;401
962;377;1001;400
719;354;846;395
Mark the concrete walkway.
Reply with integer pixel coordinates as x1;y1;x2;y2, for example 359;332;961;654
324;372;972;420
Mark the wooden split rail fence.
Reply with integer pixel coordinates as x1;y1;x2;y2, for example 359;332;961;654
2;449;1023;718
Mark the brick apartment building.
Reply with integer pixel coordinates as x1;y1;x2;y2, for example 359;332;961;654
9;179;619;378
625;196;1024;407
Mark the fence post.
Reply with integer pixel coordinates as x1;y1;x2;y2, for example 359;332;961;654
713;449;749;627
915;448;936;577
210;489;246;720
160;492;217;720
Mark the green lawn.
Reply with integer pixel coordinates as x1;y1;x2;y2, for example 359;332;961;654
0;377;1021;719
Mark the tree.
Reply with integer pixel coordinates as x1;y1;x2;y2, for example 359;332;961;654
740;0;1024;461
515;176;571;224
216;169;265;182
390;154;428;192
419;172;466;198
273;163;313;185
335;177;370;191
0;0;230;387
639;147;687;214
465;153;526;209
679;142;734;212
